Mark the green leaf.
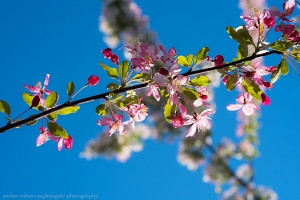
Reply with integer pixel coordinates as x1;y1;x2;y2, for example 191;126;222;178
47;122;68;139
22;93;40;110
45;92;58;108
270;41;293;52
237;44;248;59
187;54;193;66
99;62;118;79
119;61;129;79
242;78;262;100
67;82;75;98
0;100;10;116
26;115;38;126
226;73;238;91
279;58;289;75
164;99;176;122
188;76;211;87
53;106;80;115
96;104;108;116
271;66;281;84
107;83;120;91
47;113;58;121
159;88;169;98
182;88;199;100
194;47;209;64
131;73;151;82
226;26;253;45
177;55;189;67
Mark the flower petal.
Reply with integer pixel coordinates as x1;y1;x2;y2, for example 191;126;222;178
97;118;113;126
226;104;243;111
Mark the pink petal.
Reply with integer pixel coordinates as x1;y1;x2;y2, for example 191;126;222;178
226;104;243;111
193;99;203;107
249;103;261;111
186;124;196;137
63;135;73;150
24;85;40;93
159;45;167;55
44;89;52;95
268;6;282;18
153;74;168;86
97;118;113;126
242;104;254;116
176;75;189;84
236;94;246;103
44;74;50;88
147;44;157;56
57;138;63;151
36;134;47;147
118;124;126;135
200;109;215;117
131;58;146;68
169;63;181;76
46;131;58;142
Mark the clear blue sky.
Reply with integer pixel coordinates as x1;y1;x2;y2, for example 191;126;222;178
0;0;299;199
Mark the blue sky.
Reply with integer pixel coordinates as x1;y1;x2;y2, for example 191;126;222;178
0;0;300;199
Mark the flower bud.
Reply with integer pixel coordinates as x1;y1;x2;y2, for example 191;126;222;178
214;55;224;66
88;75;100;86
158;68;169;76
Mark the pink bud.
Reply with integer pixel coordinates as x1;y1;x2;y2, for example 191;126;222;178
110;54;119;64
101;48;113;59
31;95;40;107
263;16;275;28
261;93;271;106
214;55;224;66
64;135;73;150
88;75;100;86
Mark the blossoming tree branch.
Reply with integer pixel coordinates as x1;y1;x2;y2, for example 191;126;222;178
0;1;299;153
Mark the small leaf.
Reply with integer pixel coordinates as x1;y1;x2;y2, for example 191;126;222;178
26;115;38;126
226;26;253;45
237;44;248;59
279;58;289;75
270;41;293;52
177;55;189;67
186;54;193;66
119;61;129;79
131;73;150;82
107;83;120;91
182;88;199;100
45;92;58;108
96;104;108;116
67;82;75;98
53;106;80;115
226;73;238;91
47;122;68;139
271;66;281;84
194;47;209;64
0;100;11;116
47;113;58;121
242;78;262;100
99;62;118;79
164;99;176;122
188;76;211;87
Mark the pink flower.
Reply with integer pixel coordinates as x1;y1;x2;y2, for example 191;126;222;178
159;45;176;64
125;98;148;123
240;9;268;30
58;135;73;151
193;87;209;107
263;15;275;28
170;113;184;128
97;114;126;136
269;0;295;21
154;63;188;105
244;61;273;89
131;43;159;70
146;84;160;101
36;127;57;147
88;75;100;86
226;93;260;116
261;92;271;106
184;109;215;137
24;74;51;107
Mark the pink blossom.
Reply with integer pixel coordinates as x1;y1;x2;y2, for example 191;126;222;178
100;48;119;64
36;127;57;147
240;9;268;30
184;109;215;137
263;15;275;28
146;84;160;101
24;74;51;107
244;61;273;88
269;0;295;21
261;92;271;106
193;87;209;107
214;55;224;66
125;98;148;123
170;113;184;128
58;135;73;151
226;93;260;116
159;45;176;64
97;114;126;136
131;43;159;70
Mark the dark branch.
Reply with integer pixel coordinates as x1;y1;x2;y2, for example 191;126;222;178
0;50;282;133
